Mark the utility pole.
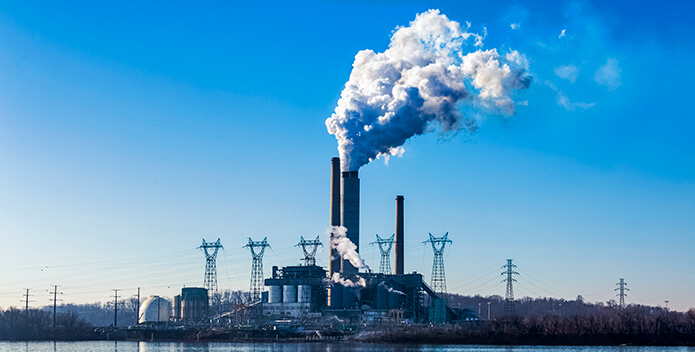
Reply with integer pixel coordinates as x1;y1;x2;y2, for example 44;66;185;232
112;289;119;327
137;287;141;317
22;289;34;313
615;278;629;310
371;234;395;274
478;302;481;316
244;237;271;302
49;285;62;328
487;301;491;320
501;259;519;317
665;300;669;311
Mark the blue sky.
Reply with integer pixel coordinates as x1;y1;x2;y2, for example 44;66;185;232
0;0;694;311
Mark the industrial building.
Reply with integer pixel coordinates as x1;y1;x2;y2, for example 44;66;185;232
133;157;464;329
259;157;461;324
171;287;209;325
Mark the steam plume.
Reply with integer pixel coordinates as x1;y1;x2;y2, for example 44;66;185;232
326;9;531;171
328;226;369;271
330;273;367;288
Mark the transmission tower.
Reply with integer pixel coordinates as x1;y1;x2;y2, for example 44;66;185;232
615;278;629;310
371;234;395;274
501;259;519;317
296;236;322;266
244;237;270;302
198;238;223;295
423;233;452;295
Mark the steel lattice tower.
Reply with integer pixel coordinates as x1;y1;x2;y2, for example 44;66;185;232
244;237;270;302
371;234;395;274
296;236;322;266
615;278;629;310
502;259;519;317
423;233;452;295
198;238;223;295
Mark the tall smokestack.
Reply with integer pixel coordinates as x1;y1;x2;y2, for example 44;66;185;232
395;195;404;275
329;157;341;276
341;171;360;275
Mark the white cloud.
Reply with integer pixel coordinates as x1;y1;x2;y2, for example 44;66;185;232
594;58;621;90
511;23;520;30
554;64;579;83
559;29;566;38
545;81;595;111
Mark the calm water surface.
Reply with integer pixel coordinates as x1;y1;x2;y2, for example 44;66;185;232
1;342;694;352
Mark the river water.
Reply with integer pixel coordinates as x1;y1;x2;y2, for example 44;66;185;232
1;342;694;352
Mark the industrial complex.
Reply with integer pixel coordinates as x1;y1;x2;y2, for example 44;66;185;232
133;157;474;333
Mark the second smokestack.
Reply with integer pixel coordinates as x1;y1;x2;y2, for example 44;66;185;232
340;171;360;275
395;195;404;275
329;157;341;276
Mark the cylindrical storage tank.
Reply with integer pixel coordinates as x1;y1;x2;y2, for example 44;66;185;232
269;285;283;303
343;286;357;309
283;285;297;303
297;285;311;303
181;287;208;323
138;296;171;324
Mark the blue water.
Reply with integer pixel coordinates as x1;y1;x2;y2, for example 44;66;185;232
1;342;694;352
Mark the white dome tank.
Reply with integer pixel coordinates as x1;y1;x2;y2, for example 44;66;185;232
138;296;171;324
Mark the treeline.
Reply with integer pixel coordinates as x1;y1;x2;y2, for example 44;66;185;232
361;306;695;345
444;293;657;318
0;308;93;340
0;290;251;330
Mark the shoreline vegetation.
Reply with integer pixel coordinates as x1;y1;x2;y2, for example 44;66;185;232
1;301;694;346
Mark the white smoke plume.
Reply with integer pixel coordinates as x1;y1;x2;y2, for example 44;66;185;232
326;9;531;171
327;226;370;271
330;272;367;288
378;282;406;296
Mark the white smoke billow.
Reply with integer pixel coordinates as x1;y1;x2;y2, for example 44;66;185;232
326;9;531;171
330;272;367;288
327;225;370;271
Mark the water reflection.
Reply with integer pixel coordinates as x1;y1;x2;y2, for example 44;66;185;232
2;341;695;352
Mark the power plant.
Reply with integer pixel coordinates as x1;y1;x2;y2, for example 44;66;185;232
256;158;465;325
132;157;472;334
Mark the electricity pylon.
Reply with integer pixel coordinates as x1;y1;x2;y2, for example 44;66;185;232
616;278;629;310
296;236;322;266
371;234;395;274
244;237;270;302
501;259;519;317
199;238;223;295
423;233;452;295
